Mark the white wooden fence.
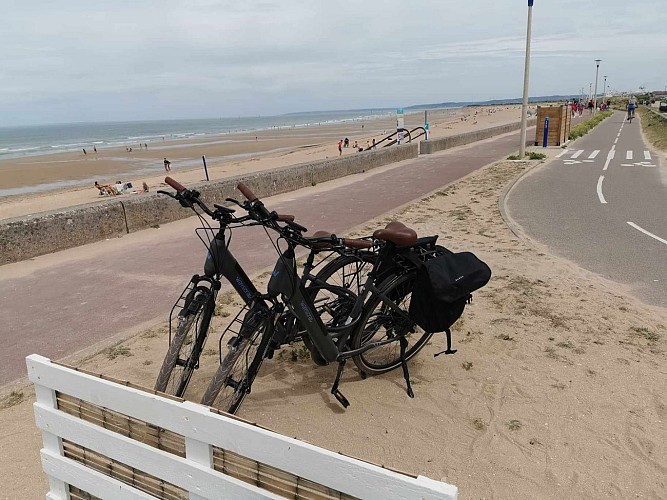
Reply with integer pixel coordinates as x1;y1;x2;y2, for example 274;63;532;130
27;354;457;500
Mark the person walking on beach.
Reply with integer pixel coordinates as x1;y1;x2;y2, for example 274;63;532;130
163;158;171;172
93;146;97;153
82;148;87;155
338;140;342;156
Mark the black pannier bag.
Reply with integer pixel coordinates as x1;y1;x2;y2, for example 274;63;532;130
409;247;491;333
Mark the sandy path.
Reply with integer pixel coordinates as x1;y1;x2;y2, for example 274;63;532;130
0;106;522;220
1;153;665;499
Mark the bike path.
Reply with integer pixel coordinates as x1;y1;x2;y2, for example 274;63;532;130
506;111;666;308
0;126;534;387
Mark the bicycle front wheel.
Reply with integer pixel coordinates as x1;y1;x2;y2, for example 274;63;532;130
200;307;272;414
154;286;215;397
350;272;433;375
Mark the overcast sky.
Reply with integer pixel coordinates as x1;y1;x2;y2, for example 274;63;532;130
2;0;666;126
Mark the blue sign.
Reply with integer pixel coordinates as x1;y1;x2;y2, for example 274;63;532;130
542;117;549;148
528;0;534;6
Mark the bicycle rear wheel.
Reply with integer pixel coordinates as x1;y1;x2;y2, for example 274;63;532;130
154;286;215;397
200;307;272;414
350;272;433;375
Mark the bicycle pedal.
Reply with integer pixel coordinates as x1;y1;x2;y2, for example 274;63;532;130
332;389;350;408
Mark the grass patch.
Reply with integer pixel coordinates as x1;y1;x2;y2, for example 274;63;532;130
631;326;659;342
507;419;522;431
568;110;613;140
637;107;667;151
472;418;486;431
105;345;131;360
507;152;546;161
0;391;24;409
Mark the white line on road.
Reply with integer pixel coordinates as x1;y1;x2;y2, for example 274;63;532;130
588;150;600;159
597;176;607;204
556;149;570;158
611;144;616;152
571;150;584;158
603;158;612;171
627;222;667;246
607;150;615;159
644;151;652;160
626;150;633;160
613;138;618;144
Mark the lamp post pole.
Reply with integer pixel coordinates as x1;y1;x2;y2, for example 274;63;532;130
593;59;601;114
603;75;607;102
519;0;534;158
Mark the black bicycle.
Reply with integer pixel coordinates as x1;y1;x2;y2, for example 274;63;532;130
156;178;456;414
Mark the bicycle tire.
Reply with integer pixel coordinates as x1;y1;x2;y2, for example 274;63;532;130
200;307;272;414
154;286;215;397
350;272;433;375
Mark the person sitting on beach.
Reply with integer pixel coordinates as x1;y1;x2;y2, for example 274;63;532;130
142;182;149;193
94;181;116;196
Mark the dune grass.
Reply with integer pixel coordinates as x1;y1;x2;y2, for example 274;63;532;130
568;110;613;140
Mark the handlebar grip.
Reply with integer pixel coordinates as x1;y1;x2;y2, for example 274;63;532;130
276;214;295;222
342;238;373;249
237;182;257;201
165;177;186;193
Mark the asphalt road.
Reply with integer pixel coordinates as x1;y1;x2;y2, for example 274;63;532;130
0;127;534;387
506;111;666;307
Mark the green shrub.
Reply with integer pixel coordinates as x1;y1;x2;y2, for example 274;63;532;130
568;110;613;140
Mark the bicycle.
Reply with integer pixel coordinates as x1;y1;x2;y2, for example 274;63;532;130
156;177;452;414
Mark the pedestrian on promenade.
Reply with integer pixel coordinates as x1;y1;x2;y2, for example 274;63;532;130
163;158;172;172
338;140;342;156
571;101;577;117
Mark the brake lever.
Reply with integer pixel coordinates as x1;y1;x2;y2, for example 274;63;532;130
157;190;177;199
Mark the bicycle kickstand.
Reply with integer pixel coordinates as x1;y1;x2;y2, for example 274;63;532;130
400;336;415;398
331;359;350;408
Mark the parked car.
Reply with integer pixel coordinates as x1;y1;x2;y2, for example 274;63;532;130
659;102;667;113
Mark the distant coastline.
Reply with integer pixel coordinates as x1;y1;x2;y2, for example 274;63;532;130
0;94;568;163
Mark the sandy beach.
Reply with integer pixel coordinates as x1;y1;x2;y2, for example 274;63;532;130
1;152;664;499
0;105;524;220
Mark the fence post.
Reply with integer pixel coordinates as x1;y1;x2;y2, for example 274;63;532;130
30;368;70;499
542;116;549;147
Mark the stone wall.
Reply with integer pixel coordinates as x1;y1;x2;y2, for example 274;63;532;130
419;118;537;155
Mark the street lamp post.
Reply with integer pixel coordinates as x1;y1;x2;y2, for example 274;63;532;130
603;75;607;102
519;0;534;158
593;59;601;114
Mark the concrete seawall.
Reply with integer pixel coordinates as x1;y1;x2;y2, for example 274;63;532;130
0;144;417;265
420;118;537;155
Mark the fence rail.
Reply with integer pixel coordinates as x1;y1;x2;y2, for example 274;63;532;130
27;354;457;500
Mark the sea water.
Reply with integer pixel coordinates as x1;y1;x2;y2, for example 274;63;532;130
0;109;395;162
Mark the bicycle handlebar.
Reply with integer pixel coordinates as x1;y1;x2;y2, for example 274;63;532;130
165;176;186;193
237;182;257;201
276;214;295;222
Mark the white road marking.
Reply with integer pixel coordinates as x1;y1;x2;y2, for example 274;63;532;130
603;158;612;171
556;149;570;158
607;150;615;159
611;144;616;152
644;151;651;160
626;150;633;160
597;176;607;204
614;138;618;144
588;150;600;159
627;222;667;246
571;150;584;158
563;160;582;165
583;160;594;163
